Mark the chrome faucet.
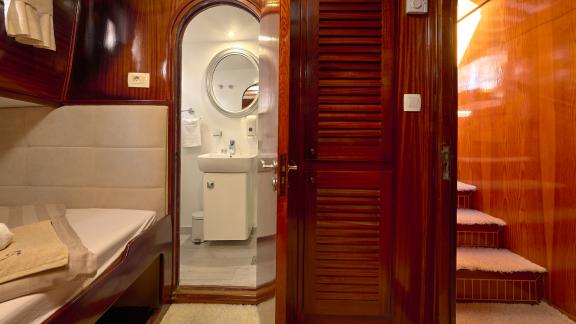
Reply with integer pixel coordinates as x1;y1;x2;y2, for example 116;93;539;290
228;139;236;156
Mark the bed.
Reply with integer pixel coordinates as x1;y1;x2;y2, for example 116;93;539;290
0;208;172;324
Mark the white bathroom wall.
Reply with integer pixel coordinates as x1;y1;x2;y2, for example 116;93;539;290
179;9;259;228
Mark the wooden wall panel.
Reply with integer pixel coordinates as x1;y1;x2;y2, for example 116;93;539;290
393;0;457;323
458;0;576;318
67;0;259;104
0;0;79;104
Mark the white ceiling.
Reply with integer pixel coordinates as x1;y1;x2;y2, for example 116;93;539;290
0;97;40;108
183;6;259;43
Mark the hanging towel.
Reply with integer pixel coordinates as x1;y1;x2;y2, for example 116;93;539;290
4;0;56;51
0;223;13;251
182;112;202;147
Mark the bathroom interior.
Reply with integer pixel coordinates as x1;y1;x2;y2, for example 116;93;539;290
178;5;276;290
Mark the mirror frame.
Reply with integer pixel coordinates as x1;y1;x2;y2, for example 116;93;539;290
205;48;259;118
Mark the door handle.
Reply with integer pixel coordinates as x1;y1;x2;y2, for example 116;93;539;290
260;160;278;171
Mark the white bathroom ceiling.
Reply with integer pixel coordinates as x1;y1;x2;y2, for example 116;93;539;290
0;97;40;108
183;5;259;43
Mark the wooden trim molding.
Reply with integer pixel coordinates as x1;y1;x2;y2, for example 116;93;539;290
62;99;171;106
167;0;261;299
275;0;291;322
172;281;276;305
60;0;82;102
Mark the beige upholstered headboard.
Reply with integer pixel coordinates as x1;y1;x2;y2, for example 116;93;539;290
0;105;167;216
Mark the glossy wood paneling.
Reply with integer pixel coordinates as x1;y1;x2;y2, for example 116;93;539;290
289;0;457;322
67;0;259;103
273;0;291;322
458;0;576;318
393;0;457;323
0;0;79;105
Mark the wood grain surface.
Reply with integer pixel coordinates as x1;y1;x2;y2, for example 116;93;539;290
0;0;79;105
458;0;576;318
67;0;259;103
289;0;458;323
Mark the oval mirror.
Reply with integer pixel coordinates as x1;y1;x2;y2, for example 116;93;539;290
206;48;259;117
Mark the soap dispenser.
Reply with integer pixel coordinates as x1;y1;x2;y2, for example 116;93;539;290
245;115;257;137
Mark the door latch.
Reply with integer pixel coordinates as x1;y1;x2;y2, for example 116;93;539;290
441;144;451;181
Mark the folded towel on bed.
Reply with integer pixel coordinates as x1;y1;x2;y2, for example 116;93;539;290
0;204;97;303
0;223;13;250
0;220;69;284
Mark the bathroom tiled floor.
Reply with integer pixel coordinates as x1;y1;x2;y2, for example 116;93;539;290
179;233;257;287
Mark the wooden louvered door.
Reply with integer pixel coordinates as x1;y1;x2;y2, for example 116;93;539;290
303;170;392;320
304;0;393;162
295;0;396;322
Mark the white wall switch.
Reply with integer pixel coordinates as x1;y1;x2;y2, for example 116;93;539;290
403;94;422;112
128;72;150;88
406;0;428;14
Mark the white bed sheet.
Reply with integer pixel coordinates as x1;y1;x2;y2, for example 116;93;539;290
0;208;158;324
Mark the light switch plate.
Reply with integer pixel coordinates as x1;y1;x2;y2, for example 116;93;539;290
403;94;422;112
406;0;428;14
128;72;150;88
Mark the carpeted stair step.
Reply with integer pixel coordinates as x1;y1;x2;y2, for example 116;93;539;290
457;209;506;248
456;248;547;304
458;181;477;209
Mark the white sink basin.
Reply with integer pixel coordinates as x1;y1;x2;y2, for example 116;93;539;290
197;153;256;173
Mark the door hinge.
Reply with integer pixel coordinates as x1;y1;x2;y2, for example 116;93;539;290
441;144;450;181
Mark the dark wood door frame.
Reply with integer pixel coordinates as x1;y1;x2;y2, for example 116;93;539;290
167;0;263;301
284;0;458;323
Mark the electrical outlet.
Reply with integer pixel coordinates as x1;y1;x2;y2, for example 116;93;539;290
128;72;150;88
406;0;428;14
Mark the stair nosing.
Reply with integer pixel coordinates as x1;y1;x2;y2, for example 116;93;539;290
457;208;507;226
457;247;547;274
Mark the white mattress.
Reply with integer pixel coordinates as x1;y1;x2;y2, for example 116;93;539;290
0;208;158;324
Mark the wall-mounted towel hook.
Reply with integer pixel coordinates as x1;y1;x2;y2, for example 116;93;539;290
182;108;195;114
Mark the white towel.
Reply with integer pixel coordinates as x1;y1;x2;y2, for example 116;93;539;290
182;113;202;147
4;0;56;51
0;223;13;251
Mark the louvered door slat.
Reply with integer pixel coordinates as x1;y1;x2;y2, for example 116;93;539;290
306;0;393;162
304;170;392;317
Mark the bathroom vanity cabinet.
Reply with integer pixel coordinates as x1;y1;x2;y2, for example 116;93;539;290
203;172;252;241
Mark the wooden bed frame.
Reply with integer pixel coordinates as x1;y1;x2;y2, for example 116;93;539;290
44;215;173;323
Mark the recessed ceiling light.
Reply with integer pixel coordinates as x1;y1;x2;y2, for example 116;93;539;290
227;31;235;38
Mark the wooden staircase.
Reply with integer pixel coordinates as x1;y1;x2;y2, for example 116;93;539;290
456;182;547;304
